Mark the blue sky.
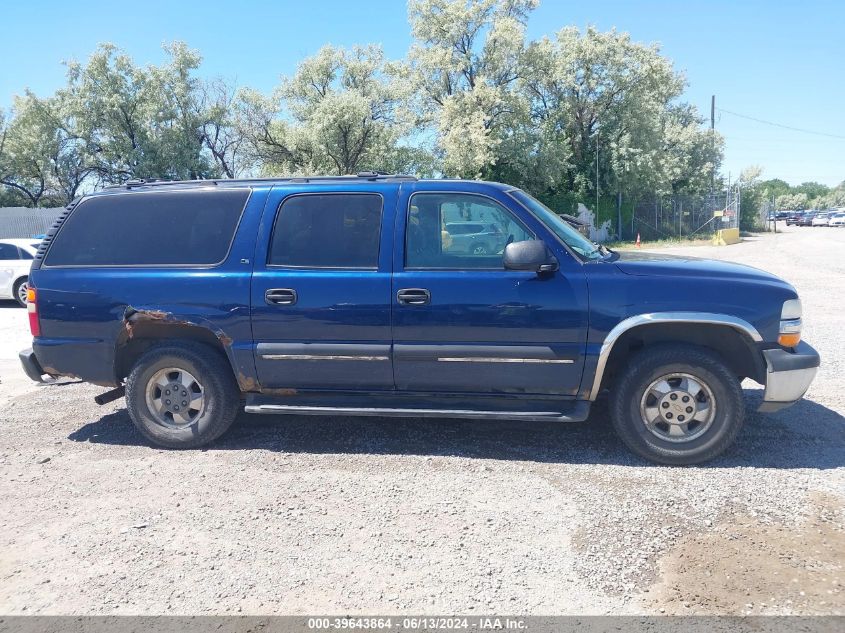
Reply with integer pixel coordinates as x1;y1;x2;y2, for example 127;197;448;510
2;0;843;187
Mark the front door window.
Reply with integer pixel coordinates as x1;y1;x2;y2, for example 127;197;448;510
406;193;534;269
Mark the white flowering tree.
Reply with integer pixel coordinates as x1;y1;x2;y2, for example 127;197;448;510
406;0;537;178
518;26;720;199
240;45;429;176
1;2;729;210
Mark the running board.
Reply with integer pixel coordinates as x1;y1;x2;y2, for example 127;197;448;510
244;400;590;422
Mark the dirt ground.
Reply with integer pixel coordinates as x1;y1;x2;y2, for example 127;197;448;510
646;492;844;615
0;224;842;615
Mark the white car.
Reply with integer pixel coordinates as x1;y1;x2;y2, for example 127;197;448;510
828;213;845;227
0;239;40;307
811;213;830;227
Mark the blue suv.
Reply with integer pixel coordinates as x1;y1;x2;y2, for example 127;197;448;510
19;174;819;464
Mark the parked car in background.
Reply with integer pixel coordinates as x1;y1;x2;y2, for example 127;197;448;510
828;212;845;227
443;222;508;255
18;174;819;465
0;239;39;307
798;212;817;226
811;213;830;227
785;212;805;226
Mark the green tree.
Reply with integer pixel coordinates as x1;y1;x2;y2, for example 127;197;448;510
59;42;219;183
517;27;720;199
736;165;765;230
406;0;537;178
819;180;845;208
241;44;427;176
1;11;733;212
757;178;790;202
199;78;250;178
793;181;830;201
0;94;94;206
775;192;809;210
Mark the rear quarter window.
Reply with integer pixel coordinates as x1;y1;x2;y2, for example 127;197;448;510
44;189;250;267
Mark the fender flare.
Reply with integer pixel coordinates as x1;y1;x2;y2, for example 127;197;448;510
588;312;763;401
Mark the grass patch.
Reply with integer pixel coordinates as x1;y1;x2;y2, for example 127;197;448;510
607;235;715;250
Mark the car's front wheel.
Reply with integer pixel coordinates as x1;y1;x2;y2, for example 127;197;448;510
610;344;744;465
125;342;240;448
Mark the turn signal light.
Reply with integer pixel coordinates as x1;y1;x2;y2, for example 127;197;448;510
778;332;801;348
27;287;40;337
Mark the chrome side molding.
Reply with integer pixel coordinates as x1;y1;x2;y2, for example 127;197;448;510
261;354;388;361
435;357;574;364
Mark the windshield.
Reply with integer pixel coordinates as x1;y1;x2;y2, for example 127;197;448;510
508;189;604;260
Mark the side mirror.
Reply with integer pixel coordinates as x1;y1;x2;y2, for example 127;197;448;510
503;240;558;273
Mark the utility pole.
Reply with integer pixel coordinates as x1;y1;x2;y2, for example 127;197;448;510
617;189;622;241
711;95;715;132
709;95;716;223
595;137;599;224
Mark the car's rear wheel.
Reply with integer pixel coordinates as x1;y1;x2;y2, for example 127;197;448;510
125;342;240;448
609;344;744;465
13;277;28;307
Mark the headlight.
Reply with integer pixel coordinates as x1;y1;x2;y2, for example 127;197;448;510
778;299;802;348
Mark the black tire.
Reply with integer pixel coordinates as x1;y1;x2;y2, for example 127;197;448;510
609;344;744;465
13;277;28;307
125;342;240;448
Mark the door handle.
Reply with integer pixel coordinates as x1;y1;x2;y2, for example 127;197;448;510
397;288;431;306
265;288;297;306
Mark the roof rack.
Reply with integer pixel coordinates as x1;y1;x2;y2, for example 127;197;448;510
104;172;418;190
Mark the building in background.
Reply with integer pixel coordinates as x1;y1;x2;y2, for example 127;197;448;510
0;208;64;238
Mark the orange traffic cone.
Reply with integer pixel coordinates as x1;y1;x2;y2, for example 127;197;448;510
635;233;641;248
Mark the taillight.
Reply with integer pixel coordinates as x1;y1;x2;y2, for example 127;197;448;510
27;287;40;337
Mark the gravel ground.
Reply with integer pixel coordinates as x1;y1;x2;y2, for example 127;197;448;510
0;225;842;615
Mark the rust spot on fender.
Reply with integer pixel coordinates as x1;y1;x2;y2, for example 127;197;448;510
218;333;233;347
41;366;81;381
123;307;179;339
261;388;298;396
237;372;259;392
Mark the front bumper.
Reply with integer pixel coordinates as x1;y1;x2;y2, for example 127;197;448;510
758;341;820;412
19;347;47;382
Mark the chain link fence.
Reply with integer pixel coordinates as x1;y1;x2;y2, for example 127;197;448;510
621;186;740;242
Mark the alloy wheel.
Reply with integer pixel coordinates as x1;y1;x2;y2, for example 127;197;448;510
144;367;205;428
639;372;716;443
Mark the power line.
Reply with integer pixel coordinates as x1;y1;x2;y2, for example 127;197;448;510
716;107;845;140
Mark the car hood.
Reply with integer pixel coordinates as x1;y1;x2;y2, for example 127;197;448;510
613;250;784;283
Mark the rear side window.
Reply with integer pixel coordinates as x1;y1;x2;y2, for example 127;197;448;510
0;243;19;260
44;189;250;266
268;194;382;268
